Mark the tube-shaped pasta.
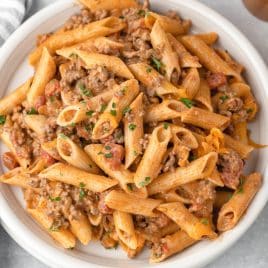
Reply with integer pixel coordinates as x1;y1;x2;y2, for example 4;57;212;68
39;163;118;192
56;36;124;58
92;79;139;139
157;202;217;240
148;152;218;195
72;50;134;79
154;189;192;204
57;86;118;126
84;144;147;198
0;77;32;115
56;135;100;173
69;212;92;245
207;168;224;187
29;17;125;65
224;134;253;159
192;32;218;45
171;125;198;149
105;190;162;217
145;100;187;123
128;63;186;99
134;125;172;188
0;130;30;168
150;20;180;81
113;210;137;250
28;207;76;248
181;36;242;81
194;79;213;111
217;173;261;231
27;48;56;106
124;93;144;168
145;12;190;35
180;107;230;130
78;0;138;11
150;230;197;263
214;191;233;209
24;114;47;136
182;68;200;99
167;33;201;68
41;139;61;161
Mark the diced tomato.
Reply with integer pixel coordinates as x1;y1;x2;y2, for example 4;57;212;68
40;150;56;165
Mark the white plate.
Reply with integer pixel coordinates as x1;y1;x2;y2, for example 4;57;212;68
0;0;268;267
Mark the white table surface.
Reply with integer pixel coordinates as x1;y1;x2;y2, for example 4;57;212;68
0;0;268;267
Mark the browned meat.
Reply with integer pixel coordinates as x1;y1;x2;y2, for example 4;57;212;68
98;191;113;214
45;79;61;97
207;72;227;89
2;152;19;170
218;150;244;189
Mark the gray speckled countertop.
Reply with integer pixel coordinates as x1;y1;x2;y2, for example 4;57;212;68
0;0;268;267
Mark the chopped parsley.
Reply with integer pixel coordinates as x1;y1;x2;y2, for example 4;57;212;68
68;122;76;127
200;218;209;225
0;115;6;125
98;151;104;155
59;133;67;139
105;145;111;150
133;150;138;156
127;184;133;191
86;110;94;117
49;96;55;102
79;83;93;97
123;106;131;116
146;67;152;73
247;108;253;114
137;9;146;17
49;223;59;232
120;86;127;95
139;176;151;187
100;104;107;112
112;102;116;108
69;53;78;58
188;152;197;162
49;196;61;202
180;98;195;108
219;95;229;102
104;152;113;158
237;178;244;194
110;109;117;116
151;57;165;72
79;182;86;200
119;15;125;19
163;122;169;129
27;107;38;115
128;123;136;131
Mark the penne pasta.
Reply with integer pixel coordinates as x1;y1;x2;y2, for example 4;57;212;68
181;35;242;81
105;190;162;217
24;114;47;136
194;78;213;111
0;77;32;115
150;20;180;81
113;210;137;250
56;134;100;173
157;202;217;240
124;93;144;168
92;79;139;139
193;32;219;45
217;173;261;231
29;17;125;65
150;230;197;263
180;107;230;130
148;152;218;195
27;48;56;106
134;125;172;188
78;0;138;11
41;139;61;161
39;163;118;192
182;68;200;99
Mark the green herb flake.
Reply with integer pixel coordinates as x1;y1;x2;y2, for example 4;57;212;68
133;150;138;156
49;196;61;202
27;107;38;115
104;152;113;158
88;164;92;168
180;98;195;108
123;106;131;116
100;104;107;112
49;96;55;102
69;122;76;127
120;86;127;95
200;218;209;225
247;108;253;114
59;133;67;139
228;192;233;200
219;95;229;102
98;151;103;155
146;67;152;73
137;9;146;17
49;223;59;232
0;115;6;125
79;83;93;97
127;184;133;191
105;145;111;150
151;57;164;72
163;122;169;129
112;102;116;109
69;53;78;58
79;182;86;199
188;153;197;162
139;176;151;187
128;123;136;131
79;182;86;188
119;15;125;19
110;110;117;116
237;178;244;194
86;110;94;117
